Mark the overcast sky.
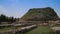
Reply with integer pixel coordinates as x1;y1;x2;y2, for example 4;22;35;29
0;0;60;18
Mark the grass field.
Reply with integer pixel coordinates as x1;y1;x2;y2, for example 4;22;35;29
0;26;21;32
26;25;54;34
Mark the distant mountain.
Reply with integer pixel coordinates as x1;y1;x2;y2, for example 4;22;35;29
21;7;58;21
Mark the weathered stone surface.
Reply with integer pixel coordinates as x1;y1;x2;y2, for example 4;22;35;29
0;25;37;34
52;27;60;34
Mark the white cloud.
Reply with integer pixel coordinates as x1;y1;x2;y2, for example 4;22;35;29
0;0;27;18
0;5;8;15
0;5;22;18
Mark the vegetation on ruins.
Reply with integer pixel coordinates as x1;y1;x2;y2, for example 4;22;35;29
21;7;58;21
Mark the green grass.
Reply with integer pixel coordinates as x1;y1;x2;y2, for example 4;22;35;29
26;25;53;34
0;27;14;32
0;26;21;32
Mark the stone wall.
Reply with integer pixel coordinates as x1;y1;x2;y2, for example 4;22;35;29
0;25;37;34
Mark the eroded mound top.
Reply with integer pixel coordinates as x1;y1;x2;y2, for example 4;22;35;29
21;7;58;21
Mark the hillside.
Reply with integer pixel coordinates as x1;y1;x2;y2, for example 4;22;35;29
21;7;58;21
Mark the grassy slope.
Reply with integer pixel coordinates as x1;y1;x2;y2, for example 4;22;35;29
26;26;53;34
0;26;21;32
21;7;58;20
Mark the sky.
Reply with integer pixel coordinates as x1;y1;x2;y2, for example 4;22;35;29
0;0;60;18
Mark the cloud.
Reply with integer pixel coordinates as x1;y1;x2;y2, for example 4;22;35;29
0;0;20;18
0;5;8;14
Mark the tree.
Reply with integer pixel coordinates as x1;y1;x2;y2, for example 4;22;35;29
0;14;17;24
0;14;7;22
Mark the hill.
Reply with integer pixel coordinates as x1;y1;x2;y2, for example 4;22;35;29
21;7;58;22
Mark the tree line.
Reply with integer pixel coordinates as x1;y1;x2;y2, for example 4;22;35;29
0;14;17;23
